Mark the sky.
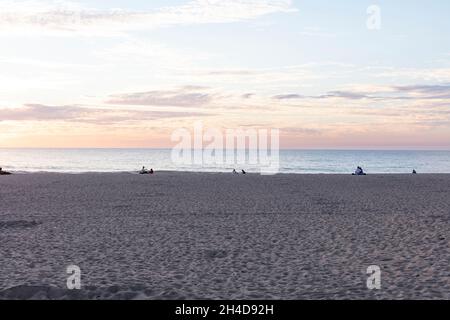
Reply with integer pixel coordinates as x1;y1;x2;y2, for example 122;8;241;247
0;0;450;149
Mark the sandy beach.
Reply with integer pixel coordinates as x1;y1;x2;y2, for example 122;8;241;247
0;172;449;300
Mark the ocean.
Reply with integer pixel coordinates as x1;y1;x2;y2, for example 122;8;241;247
1;149;450;174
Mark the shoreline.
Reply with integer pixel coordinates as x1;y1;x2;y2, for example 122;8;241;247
3;170;450;175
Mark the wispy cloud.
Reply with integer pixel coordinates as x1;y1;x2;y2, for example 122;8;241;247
320;91;370;100
272;83;450;101
0;103;212;123
241;93;255;99
0;0;296;35
280;127;322;135
393;84;450;99
273;91;370;100
106;87;214;107
272;94;305;100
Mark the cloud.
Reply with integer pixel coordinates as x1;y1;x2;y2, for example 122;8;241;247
393;84;450;99
273;91;369;100
0;0;296;35
107;88;213;107
320;91;370;99
395;84;450;93
241;93;255;99
272;84;450;101
273;94;305;100
0;104;82;120
280;127;322;135
0;104;212;123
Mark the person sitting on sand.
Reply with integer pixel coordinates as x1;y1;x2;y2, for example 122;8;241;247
140;166;149;174
150;168;154;174
0;167;12;175
232;169;238;174
352;166;366;176
412;169;417;174
241;169;246;174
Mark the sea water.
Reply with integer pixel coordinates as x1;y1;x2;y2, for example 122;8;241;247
1;149;450;174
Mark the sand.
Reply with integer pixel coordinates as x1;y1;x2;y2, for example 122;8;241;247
0;172;449;300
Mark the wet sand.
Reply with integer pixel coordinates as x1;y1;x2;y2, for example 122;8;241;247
0;172;449;299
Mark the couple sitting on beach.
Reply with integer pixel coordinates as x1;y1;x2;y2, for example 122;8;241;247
0;167;12;175
233;169;246;175
352;167;417;175
139;166;154;175
352;166;367;176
